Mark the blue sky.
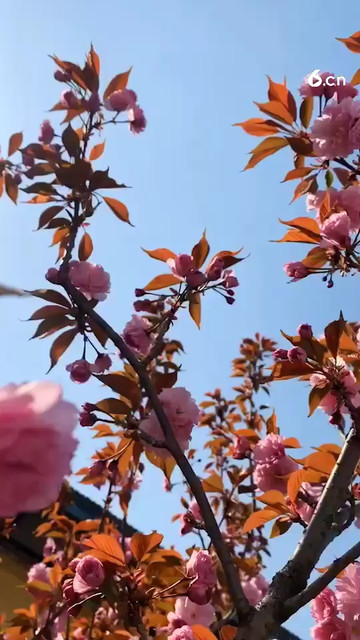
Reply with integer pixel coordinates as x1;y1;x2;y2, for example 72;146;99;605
0;1;359;636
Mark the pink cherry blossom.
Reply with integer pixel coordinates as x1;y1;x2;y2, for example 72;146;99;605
61;90;80;109
311;616;351;640
169;626;194;640
310;362;360;416
320;212;351;250
206;257;224;281
140;387;199;459
253;433;298;493
241;574;268;606
307;186;360;232
68;260;110;301
310;587;338;622
297;324;313;339
284;261;310;281
168;254;194;278
73;556;105;595
173;597;215;627
180;499;202;534
223;269;239;289
233;435;251;459
335;562;360;623
335;81;358;103
296;483;323;524
90;354;112;374
104;89;137;112
28;562;50;585
186;550;216;605
129;105;146;134
299;71;336;99
123;314;153;356
66;359;92;384
0;382;78;517
288;347;307;364
38;120;54;145
186;270;207;288
273;348;288;360
310;97;360;160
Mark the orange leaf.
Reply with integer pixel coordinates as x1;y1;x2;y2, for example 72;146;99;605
308;384;331;417
266;410;279;435
130;532;163;562
279;216;321;237
336;32;360;54
89;140;106;161
283;437;301;448
266;76;297;120
287;469;305;503
282;167;313;182
324;312;346;359
244;136;288;170
302;247;328;268
103;68;132;100
83;533;125;565
143;273;181;291
8;132;23;157
192;626;218;640
192;231;209;268
351;69;360;85
302;451;336;475
145;449;176;481
189;292;201;329
233;117;280;136
255;100;295;125
78;232;93;261
96;398;131;415
142;247;177;262
202;472;224;493
270;516;292;538
290;176;318;203
103;196;132;225
242;507;280;533
271;360;313;380
220;627;237;640
257;490;287;508
300;97;313;129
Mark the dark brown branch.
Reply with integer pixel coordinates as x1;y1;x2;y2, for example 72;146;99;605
284;539;360;617
61;280;251;622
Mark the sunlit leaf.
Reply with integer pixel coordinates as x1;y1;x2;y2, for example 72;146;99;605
8;132;23;157
130;532;163;562
242;507;280;533
189;292;201;329
89;140;106;161
78;232;93;261
103;68;132;100
83;533;125;565
103;196;132;225
143;273;181;291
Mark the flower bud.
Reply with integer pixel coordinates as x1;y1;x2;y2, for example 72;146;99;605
297;324;313;339
45;267;60;284
79;411;97;427
134;288;146;297
273;348;288;360
54;70;71;82
186;270;207;288
288;347;307;364
66;359;92;383
87;92;101;114
38;120;55;145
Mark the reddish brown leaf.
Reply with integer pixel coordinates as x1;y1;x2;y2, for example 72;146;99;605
62;124;80;158
8;132;23;157
5;174;18;204
89;140;106;161
233;118;280;136
29;289;71;308
286;136;313;156
302;247;328;268
244;136;288;170
37;206;64;230
255;101;295;125
336;32;360;54
189;292;201;329
78;232;93;261
290;176;318;203
282;167;313;182
143;273;181;291
103;196;132;225
96;398;131;415
31;316;72;340
324;313;346;359
142;247;176;262
28;305;69;321
266;76;297;120
271;360;313;380
51;227;69;246
103;68;132;100
202;473;224;493
48;327;78;372
95;373;141;409
299;97;313;129
308;384;332;417
351;69;360;85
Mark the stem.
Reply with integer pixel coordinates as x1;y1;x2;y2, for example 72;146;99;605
60;280;251;623
99;478;114;533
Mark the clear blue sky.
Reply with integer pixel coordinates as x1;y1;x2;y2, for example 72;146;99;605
0;1;359;636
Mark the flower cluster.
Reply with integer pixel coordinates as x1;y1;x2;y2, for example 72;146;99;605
310;564;360;639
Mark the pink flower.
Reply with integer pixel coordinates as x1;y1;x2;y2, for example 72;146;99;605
284;261;310;281
273;348;288;360
28;562;50;585
90;354;112;374
320;212;351;249
186;270;207;288
335;82;358;103
140;387;199;459
241;574;268;606
288;347;307;364
233;436;251;460
123;314;153;356
307;186;360;232
38;120;54;145
297;324;313;339
69;261;110;301
43;537;57;558
253;433;298;493
73;556;105;595
0;382;78;517
310;97;360;159
186;550;216;605
311;587;338;622
296;483;324;524
180;500;202;535
169;626;194;640
335;562;360;623
104;89;137;112
168;254;194;278
310;363;360;416
299;71;337;99
173;597;215;627
223;269;239;289
163;477;172;492
311;617;351;640
206;257;224;281
66;359;92;384
129;105;146;134
61;90;80;109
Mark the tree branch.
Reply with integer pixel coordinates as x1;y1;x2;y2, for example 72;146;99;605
283;539;360;617
61;280;251;623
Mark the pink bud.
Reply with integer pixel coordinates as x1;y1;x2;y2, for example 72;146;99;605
135;288;146;297
223;269;239;289
54;70;71;82
87;92;101;114
273;348;288;361
79;411;97;427
284;261;310;282
105;89;137;112
61;90;80;109
66;359;92;384
297;324;313;339
46;267;60;284
38;120;55;145
288;347;307;364
73;556;105;594
129;105;147;134
186;270;207;288
225;296;235;305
